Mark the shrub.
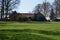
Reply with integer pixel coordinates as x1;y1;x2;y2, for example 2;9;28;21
17;16;28;21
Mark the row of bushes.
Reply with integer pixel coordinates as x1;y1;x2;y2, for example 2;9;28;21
9;16;34;21
0;16;47;21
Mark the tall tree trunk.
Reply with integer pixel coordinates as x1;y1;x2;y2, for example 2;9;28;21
55;0;57;19
5;7;8;20
1;0;4;20
5;0;8;20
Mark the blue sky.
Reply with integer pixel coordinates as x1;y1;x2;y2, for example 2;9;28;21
16;0;54;13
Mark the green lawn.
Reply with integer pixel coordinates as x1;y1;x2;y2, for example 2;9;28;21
0;21;60;40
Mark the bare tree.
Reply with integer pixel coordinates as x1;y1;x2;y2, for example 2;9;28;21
33;4;43;14
0;0;20;20
33;1;51;17
53;0;60;18
42;1;51;17
4;0;20;19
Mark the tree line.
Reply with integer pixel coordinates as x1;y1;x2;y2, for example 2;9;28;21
33;0;60;21
0;0;60;21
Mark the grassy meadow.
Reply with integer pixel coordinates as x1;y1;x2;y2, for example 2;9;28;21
0;21;60;40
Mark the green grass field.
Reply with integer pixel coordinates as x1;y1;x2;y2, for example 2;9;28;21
0;21;60;40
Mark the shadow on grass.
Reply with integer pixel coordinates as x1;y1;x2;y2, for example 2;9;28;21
0;33;55;40
0;34;9;40
0;29;58;40
0;29;60;36
11;34;54;40
20;29;60;36
0;22;8;26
